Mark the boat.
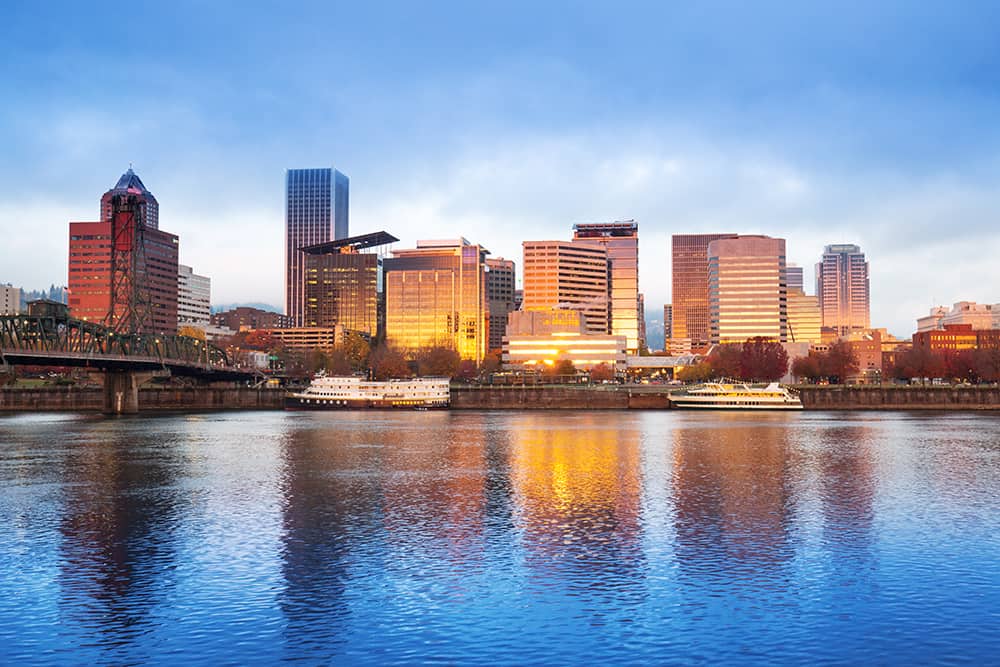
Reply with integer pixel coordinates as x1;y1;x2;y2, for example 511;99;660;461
668;382;803;410
285;375;450;410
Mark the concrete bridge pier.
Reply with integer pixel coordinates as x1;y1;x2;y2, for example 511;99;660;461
103;371;155;415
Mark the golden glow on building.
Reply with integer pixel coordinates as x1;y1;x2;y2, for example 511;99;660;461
786;289;822;344
503;332;627;370
522;241;609;335
672;233;737;348
573;221;640;354
708;235;787;344
383;239;489;362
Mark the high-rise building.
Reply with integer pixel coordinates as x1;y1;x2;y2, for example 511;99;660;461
637;293;646;352
301;231;397;336
663;304;673;339
383;239;489;362
485;257;516;352
707;235;787;344
100;167;159;230
522;241;608;335
786;289;822;344
68;169;179;333
284;167;350;326
816;244;870;335
572;221;639;353
671;233;738;349
1;285;21;316
786;264;803;292
177;264;211;329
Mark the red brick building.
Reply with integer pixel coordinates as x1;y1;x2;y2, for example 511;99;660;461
912;324;978;351
67;169;178;334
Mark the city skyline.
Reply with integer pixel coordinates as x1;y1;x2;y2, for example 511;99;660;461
4;3;1000;338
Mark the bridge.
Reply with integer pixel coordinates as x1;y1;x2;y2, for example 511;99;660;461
1;310;259;414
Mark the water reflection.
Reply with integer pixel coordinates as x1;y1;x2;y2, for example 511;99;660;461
57;420;181;652
509;414;647;607
671;414;798;586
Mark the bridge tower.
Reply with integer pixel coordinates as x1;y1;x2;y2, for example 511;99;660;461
105;193;152;335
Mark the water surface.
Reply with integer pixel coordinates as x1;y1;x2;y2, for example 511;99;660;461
1;410;998;664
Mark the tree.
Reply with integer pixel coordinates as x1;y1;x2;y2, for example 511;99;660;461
242;330;275;351
589;362;616;383
369;344;411;380
676;362;713;383
707;344;741;378
177;325;206;340
456;359;479;382
738;337;788;381
544;359;576;377
479;351;501;376
791;354;822;382
973;348;1000;383
417;346;461;377
340;332;371;371
820;341;859;383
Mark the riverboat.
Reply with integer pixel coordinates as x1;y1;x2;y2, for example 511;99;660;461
668;382;803;410
285;375;450;410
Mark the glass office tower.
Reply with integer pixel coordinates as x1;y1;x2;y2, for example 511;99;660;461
671;233;738;349
383;239;489;362
572;221;639;354
522;240;609;335
707;235;787;344
816;244;870;335
284;167;350;326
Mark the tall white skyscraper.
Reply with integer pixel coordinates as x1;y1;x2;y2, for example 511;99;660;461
284;168;349;325
816;244;870;335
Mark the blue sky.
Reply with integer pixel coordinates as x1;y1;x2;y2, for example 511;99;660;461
2;1;1000;337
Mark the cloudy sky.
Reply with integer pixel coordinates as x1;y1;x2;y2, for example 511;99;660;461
2;1;999;337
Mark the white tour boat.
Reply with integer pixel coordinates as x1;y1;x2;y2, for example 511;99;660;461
668;382;803;410
285;375;450;410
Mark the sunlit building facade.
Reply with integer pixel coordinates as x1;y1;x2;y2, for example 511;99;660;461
383;239;489;362
486;257;516;352
816;244;870;335
786;289;822;344
573;221;639;353
671;233;737;349
285;167;350;326
707;235;787;344
522;241;608;336
301;231;396;336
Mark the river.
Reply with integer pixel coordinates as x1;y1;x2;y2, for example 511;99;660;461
1;410;998;665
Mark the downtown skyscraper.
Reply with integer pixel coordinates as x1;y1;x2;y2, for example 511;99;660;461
707;235;787;344
284;168;349;326
572;221;639;354
671;233;737;350
816;244;870;335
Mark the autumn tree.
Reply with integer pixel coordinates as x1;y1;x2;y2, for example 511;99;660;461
791;354;822;382
543;359;576;378
417;346;461;377
676;362;713;383
819;341;860;383
369;344;411;380
738;337;789;381
589;362;616;383
340;332;371;371
973;348;1000;383
177;325;206;340
479;352;501;376
456;359;479;382
707;344;741;378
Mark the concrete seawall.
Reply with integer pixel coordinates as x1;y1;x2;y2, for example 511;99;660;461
0;386;285;412
797;385;1000;410
451;386;672;409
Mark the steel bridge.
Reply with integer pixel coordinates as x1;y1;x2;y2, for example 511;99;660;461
1;313;259;413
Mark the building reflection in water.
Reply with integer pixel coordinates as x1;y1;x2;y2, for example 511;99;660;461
509;413;647;607
57;420;182;646
670;413;798;588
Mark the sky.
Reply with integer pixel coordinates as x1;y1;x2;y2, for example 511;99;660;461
2;1;1000;338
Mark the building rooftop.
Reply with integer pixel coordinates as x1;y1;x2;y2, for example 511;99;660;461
300;231;399;254
109;168;154;196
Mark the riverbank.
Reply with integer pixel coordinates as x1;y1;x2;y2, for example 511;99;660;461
3;384;1000;412
0;386;285;412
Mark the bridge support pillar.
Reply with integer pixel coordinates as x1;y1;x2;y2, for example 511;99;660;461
103;371;154;415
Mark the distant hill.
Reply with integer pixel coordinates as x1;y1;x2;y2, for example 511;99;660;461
210;302;282;314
